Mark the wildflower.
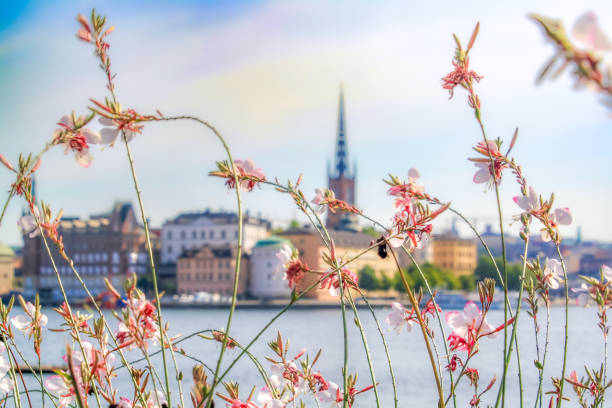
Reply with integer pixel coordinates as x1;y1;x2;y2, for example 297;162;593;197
513;186;539;214
470;141;507;186
54;115;102;167
541;208;572;242
0;345;12;395
442;58;483;99
320;267;359;297
312;188;326;214
542;259;563;289
99;116;140;145
270;361;306;395
256;387;285;408
234;159;265;191
446;301;496;353
275;245;308;289
11;301;48;337
115;292;160;350
572;283;591;307
572;11;612;52
45;374;80;408
385;302;414;333
446;354;462;372
603;265;612;281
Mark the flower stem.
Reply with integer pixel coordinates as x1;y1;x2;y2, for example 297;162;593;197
553;244;569;408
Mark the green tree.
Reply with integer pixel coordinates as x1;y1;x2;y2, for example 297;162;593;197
474;255;530;290
358;266;379;290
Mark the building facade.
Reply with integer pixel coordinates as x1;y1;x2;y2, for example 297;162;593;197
280;228;399;299
249;237;294;299
160;210;269;265
431;233;477;276
22;202;155;302
0;244;14;295
327;87;357;230
176;244;249;297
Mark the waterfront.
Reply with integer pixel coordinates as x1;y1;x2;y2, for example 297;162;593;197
9;305;608;407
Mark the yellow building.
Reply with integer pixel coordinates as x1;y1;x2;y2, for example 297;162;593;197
431;234;477;276
280;228;400;299
0;244;14;294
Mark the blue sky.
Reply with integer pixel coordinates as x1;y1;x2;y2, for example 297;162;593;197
0;0;611;246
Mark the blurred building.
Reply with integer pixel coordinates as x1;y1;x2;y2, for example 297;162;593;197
249;237;294;299
0;243;14;295
579;249;612;278
327;87;358;230
431;232;477;276
22;202;155;303
176;244;249;297
160;210;269;265
280;227;398;299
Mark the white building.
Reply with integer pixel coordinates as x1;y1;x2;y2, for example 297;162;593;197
161;210;270;264
249;237;293;299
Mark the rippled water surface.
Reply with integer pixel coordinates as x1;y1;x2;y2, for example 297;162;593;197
12;306;608;407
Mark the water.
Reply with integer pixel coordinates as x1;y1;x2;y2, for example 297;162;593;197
10;306;607;407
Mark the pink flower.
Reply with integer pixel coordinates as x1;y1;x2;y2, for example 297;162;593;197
572;283;591;307
572;11;612;52
385;302;414;333
55;115;101;167
320;267;358;297
316;381;341;405
542;259;563;289
541;208;572;242
446;301;496;353
232;159;265;192
256;387;285;408
471;141;507;186
45;373;83;408
312;188;326;214
513;186;539;213
98;116;139;145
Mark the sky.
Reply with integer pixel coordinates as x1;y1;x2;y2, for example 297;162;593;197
0;0;611;247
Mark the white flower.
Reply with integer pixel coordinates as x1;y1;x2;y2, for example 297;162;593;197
407;167;424;194
11;301;47;337
312;188;326;214
541;208;572;242
99;117;137;145
0;352;12;395
572;283;591;307
542;259;563;289
385;302;413;333
513;186;539;213
56;115;102;167
45;375;74;408
316;381;341;406
603;265;612;281
257;387;285;408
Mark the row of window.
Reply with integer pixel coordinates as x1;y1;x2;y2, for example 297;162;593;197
73;252;120;264
39;265;120;275
166;229;238;240
181;272;232;281
181;260;232;269
178;288;233;295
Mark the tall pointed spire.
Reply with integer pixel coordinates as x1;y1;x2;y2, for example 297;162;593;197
334;85;349;177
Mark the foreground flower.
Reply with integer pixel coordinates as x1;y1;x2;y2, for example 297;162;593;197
45;372;84;408
541;208;572;242
385;302;414;333
11;301;48;337
572;11;612;52
53;114;102;167
0;346;12;395
275;245;308;289
320;267;359;297
470;141;507;186
446;301;502;353
542;259;563;289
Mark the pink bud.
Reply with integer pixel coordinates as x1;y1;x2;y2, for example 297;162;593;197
77;29;91;42
30;158;41;174
0;154;15;172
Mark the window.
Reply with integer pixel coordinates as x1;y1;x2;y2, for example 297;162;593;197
221;230;226;239
234;231;238;238
218;273;223;280
192;230;197;239
209;230;214;239
167;231;172;239
112;252;120;264
181;230;186;239
167;245;173;253
201;231;206;239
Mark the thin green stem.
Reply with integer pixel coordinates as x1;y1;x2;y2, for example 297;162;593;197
554;244;569;408
121;135;172;404
346;290;380;407
358;294;398;408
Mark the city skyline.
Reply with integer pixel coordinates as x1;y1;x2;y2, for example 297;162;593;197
1;1;611;247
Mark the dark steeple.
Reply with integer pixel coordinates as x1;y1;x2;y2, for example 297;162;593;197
333;85;349;178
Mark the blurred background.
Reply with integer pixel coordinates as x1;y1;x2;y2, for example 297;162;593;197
0;0;610;246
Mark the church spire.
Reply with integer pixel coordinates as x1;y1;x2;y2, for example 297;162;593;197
334;85;349;178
